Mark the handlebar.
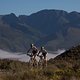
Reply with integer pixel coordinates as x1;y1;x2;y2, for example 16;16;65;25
37;55;43;58
27;53;33;57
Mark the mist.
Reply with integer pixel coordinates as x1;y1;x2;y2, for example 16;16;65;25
0;49;65;62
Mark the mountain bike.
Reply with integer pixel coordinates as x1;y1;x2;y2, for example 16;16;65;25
37;55;44;68
37;55;47;68
27;53;38;68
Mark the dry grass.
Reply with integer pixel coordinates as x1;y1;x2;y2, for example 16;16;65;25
0;45;80;80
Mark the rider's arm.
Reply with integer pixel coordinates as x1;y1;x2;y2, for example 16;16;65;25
45;50;48;55
27;48;31;53
37;50;41;56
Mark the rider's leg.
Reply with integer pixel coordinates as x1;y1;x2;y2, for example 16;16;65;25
33;54;36;59
43;55;47;67
32;52;38;67
29;57;34;69
32;51;37;59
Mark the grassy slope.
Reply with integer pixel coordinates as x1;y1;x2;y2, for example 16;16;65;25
0;45;80;80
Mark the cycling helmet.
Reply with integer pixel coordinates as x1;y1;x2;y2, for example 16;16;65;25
31;44;34;47
41;46;44;50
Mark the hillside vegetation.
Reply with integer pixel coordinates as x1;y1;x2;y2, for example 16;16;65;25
0;45;80;80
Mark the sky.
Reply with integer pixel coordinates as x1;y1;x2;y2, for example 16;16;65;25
0;0;80;16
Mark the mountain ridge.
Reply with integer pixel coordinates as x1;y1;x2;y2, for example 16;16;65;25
0;9;80;52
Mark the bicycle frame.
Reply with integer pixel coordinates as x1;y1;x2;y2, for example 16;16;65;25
38;55;47;68
27;53;38;68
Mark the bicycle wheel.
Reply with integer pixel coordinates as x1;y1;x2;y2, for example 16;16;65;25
43;59;47;68
29;59;34;68
33;59;38;68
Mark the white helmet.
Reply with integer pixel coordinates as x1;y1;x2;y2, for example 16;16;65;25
41;46;44;50
31;44;34;47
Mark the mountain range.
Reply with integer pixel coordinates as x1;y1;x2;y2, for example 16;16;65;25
0;9;80;52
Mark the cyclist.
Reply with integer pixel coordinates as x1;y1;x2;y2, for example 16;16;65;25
37;46;48;67
38;46;47;60
27;44;38;59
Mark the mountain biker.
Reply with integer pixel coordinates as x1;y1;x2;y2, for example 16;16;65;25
38;46;47;60
27;44;38;59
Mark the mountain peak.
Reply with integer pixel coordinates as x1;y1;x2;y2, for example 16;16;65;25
10;13;16;16
2;13;19;25
30;9;68;17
